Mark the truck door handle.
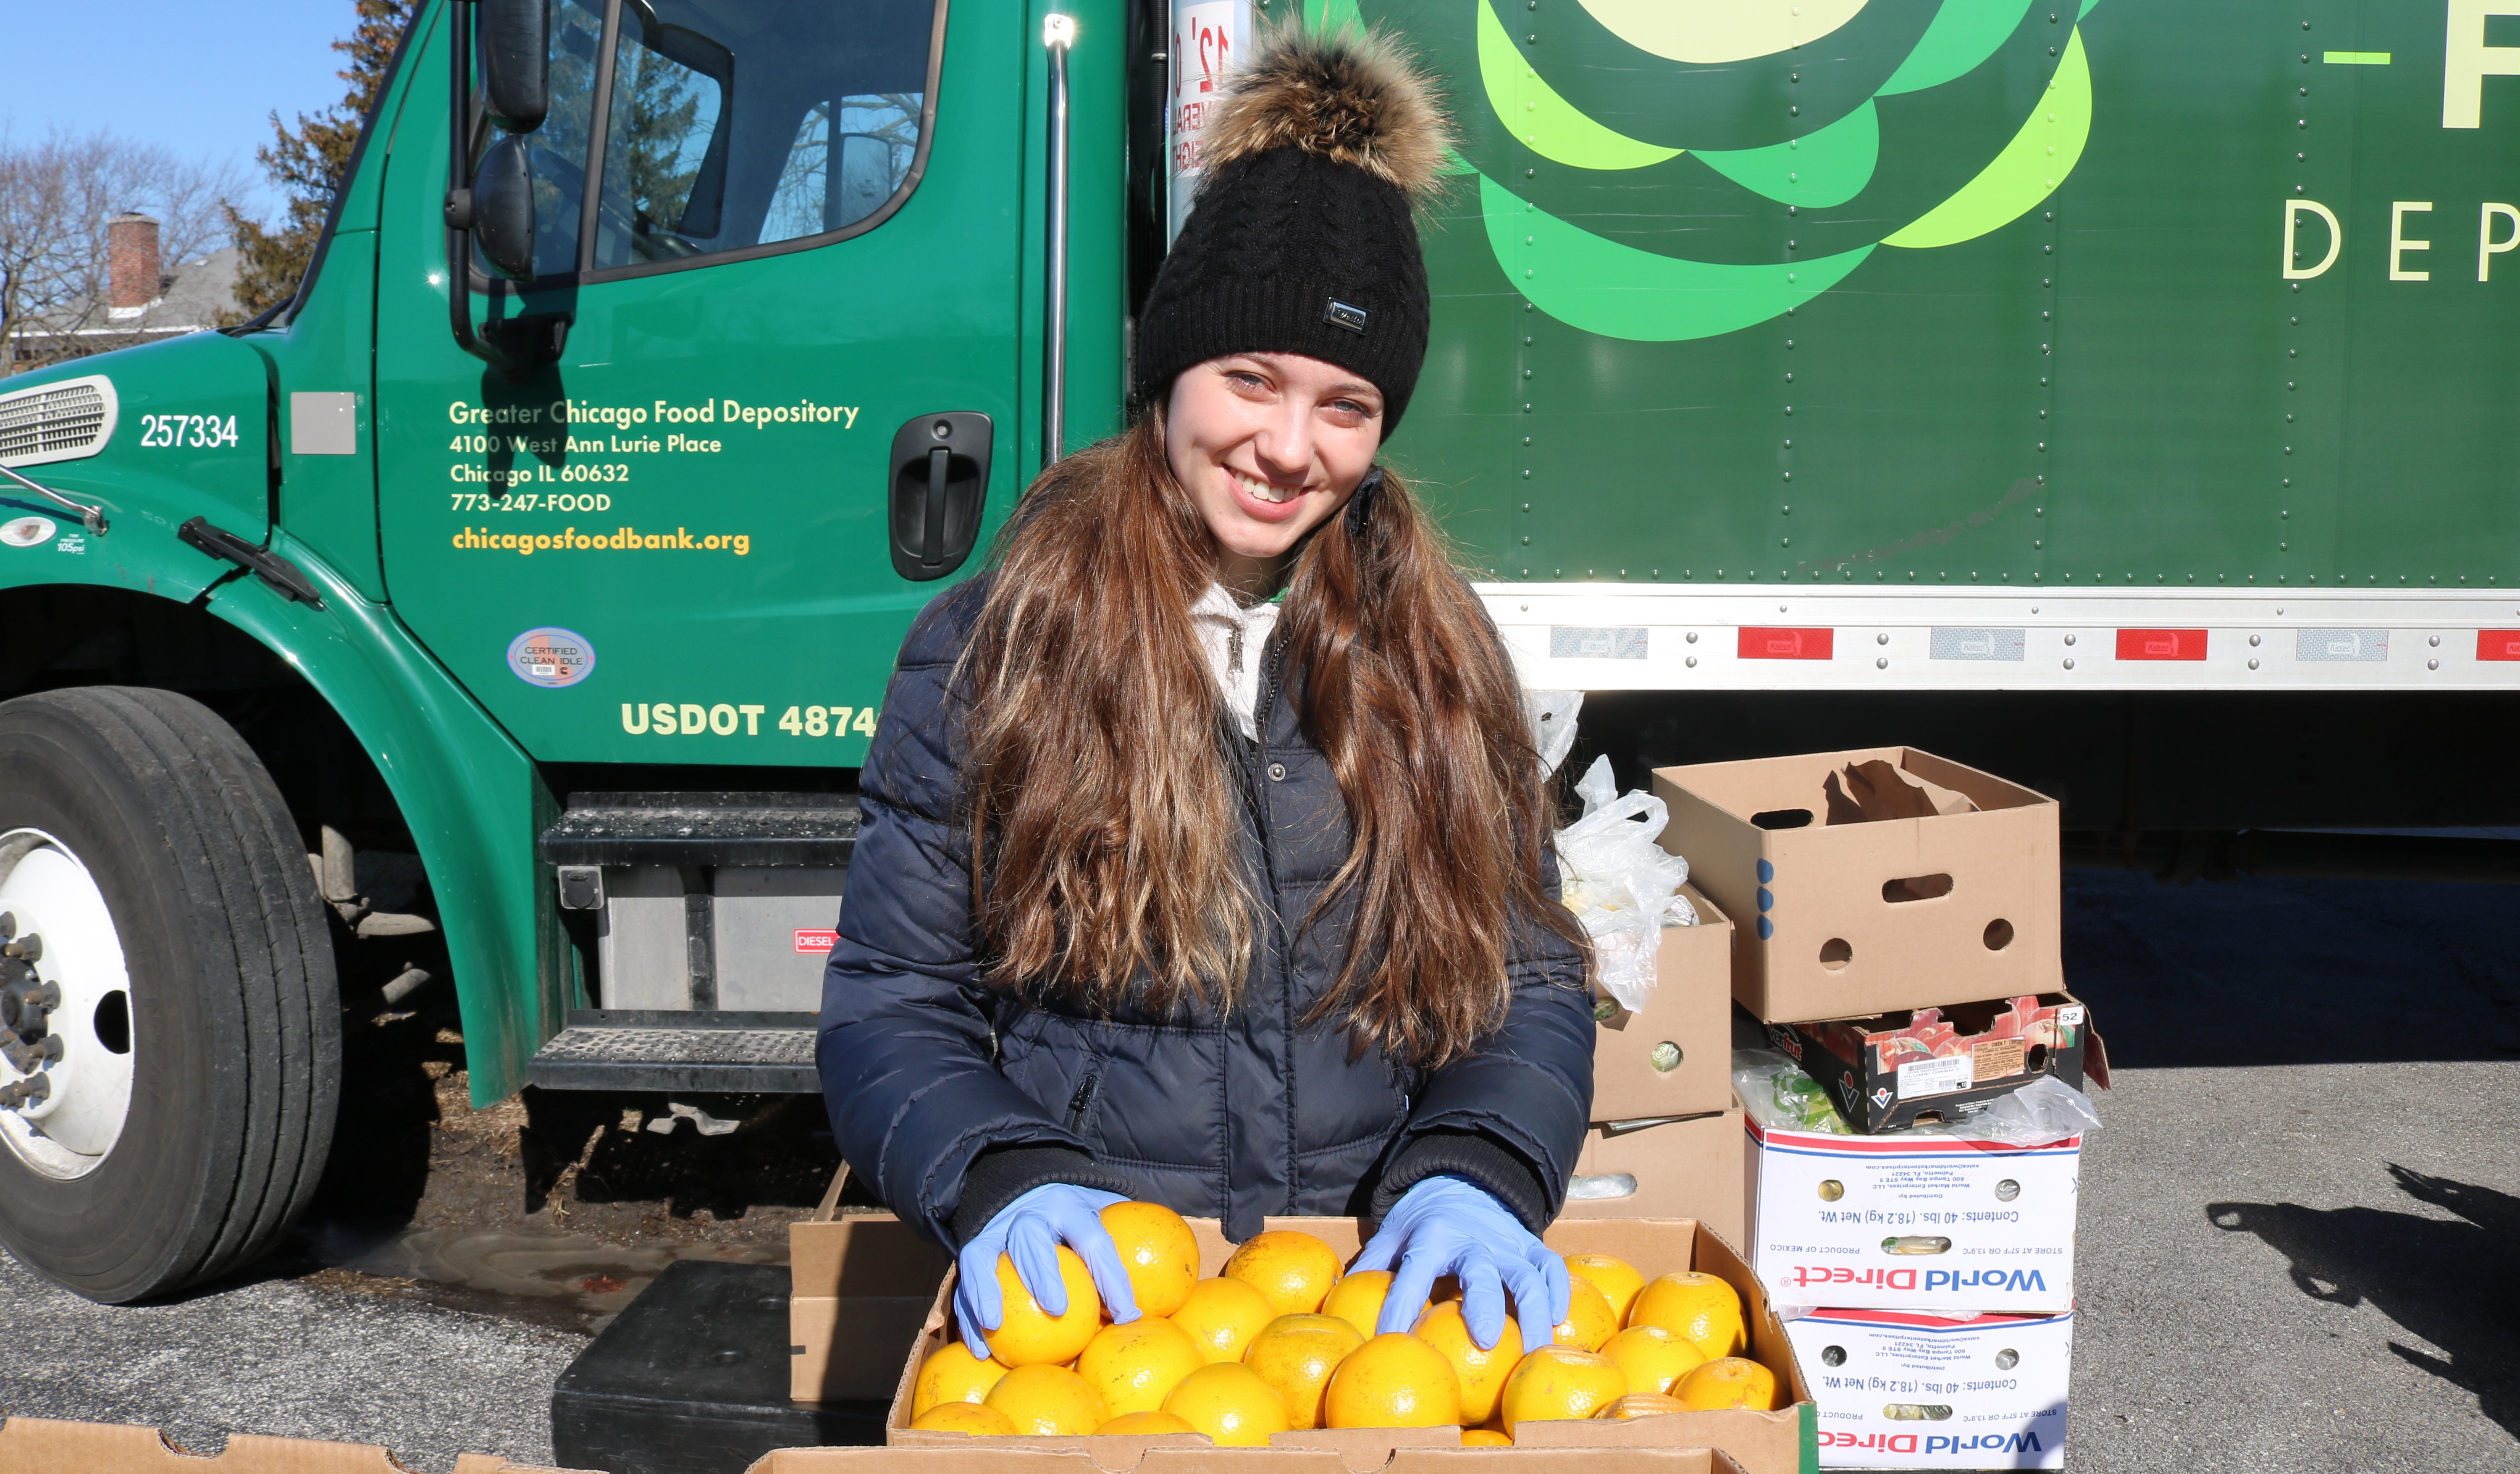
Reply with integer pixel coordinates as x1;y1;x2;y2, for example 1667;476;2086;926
888;412;993;581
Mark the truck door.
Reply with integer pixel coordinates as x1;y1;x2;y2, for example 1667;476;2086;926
375;0;1016;765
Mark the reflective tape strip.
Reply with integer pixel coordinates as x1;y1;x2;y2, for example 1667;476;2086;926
1929;627;2026;661
1549;625;1649;659
2114;628;2208;660
1738;626;1834;659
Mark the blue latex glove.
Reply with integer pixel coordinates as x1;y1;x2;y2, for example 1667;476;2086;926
953;1183;1141;1361
1351;1175;1570;1353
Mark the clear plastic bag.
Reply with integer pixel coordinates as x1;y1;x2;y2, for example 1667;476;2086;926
1969;1075;2103;1147
1732;1048;1853;1135
1555;755;1696;1013
1525;690;1584;778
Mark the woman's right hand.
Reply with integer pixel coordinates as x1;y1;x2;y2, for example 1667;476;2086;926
953;1182;1142;1360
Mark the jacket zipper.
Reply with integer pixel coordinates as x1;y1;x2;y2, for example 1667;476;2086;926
1247;637;1299;1214
1066;1072;1100;1127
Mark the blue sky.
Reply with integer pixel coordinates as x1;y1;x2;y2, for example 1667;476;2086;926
0;0;373;223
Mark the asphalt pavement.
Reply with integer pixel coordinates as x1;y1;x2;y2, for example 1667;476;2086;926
1;864;2516;1471
2062;866;2520;1472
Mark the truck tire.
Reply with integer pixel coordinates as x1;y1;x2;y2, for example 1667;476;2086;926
0;687;339;1302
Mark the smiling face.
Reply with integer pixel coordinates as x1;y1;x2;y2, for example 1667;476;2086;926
1165;352;1384;595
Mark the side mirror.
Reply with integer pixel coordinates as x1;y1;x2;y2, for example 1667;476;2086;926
472;136;538;281
480;0;550;134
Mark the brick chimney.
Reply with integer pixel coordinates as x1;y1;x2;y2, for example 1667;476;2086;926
107;214;162;312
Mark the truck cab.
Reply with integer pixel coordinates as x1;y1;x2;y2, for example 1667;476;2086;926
0;0;1140;1300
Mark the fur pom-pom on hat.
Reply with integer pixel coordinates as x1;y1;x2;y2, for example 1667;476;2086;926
1203;24;1455;207
1131;23;1457;434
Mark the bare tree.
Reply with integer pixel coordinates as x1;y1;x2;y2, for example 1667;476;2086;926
0;127;243;374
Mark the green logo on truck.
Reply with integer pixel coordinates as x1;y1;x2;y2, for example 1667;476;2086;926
1424;0;2097;341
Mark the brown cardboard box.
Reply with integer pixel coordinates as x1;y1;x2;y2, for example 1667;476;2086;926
0;1415;1751;1474
0;1417;576;1473
751;1445;1749;1473
1591;886;1735;1123
788;1212;956;1402
857;1215;1814;1474
1652;750;2061;1022
749;1446;1750;1474
1562;1108;1747;1247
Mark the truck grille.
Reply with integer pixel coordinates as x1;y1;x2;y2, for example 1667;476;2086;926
0;375;118;467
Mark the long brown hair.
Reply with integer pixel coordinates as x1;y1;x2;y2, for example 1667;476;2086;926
957;411;1584;1067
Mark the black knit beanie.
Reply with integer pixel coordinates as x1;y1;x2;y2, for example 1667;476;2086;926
1133;26;1455;438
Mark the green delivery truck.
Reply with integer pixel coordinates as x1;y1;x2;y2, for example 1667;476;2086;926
0;0;2515;1299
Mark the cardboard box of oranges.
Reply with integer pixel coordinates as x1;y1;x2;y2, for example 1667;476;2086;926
850;1210;1815;1474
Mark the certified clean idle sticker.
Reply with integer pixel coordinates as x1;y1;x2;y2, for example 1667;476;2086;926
0;516;56;548
507;627;597;687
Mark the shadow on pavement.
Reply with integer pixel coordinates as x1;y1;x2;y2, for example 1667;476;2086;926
2208;1166;2520;1440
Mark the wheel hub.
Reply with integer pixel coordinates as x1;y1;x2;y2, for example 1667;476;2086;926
0;831;135;1179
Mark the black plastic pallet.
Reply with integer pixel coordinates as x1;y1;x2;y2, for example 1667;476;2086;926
551;1259;887;1474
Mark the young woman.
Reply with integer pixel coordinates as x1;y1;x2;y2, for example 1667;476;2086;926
818;25;1593;1362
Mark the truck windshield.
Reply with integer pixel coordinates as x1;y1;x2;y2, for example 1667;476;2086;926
589;0;934;269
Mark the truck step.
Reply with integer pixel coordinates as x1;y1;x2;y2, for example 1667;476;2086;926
538;791;860;869
551;1259;887;1474
529;1010;819;1093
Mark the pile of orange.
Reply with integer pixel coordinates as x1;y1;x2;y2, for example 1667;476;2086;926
904;1202;1785;1445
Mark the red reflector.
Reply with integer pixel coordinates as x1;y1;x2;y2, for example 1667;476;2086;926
1738;627;1834;660
2114;628;2208;661
2480;631;2520;662
794;928;839;955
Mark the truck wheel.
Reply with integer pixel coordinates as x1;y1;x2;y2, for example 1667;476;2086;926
0;687;339;1302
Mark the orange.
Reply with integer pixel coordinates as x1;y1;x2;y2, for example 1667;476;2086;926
1076;1316;1206;1417
1601;1325;1707;1397
1321;1332;1464;1429
911;1340;1010;1417
1627;1272;1747;1361
1093;1410;1200;1436
983;1364;1108;1435
1242;1313;1366;1430
1596;1392;1688;1420
978;1248;1103;1366
1101;1201;1202;1317
1461;1429;1515;1447
1551;1275;1620;1352
908;1401;1017;1435
1222;1230;1345;1316
1163;1361;1292;1446
1170;1275;1279;1363
1319;1268;1393;1340
1564;1254;1645;1325
1672;1356;1779;1412
1497;1346;1628;1433
1411;1301;1521;1428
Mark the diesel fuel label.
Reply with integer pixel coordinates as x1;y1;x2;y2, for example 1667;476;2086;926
444;396;859;490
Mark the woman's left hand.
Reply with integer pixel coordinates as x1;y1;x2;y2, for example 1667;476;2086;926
1350;1175;1570;1351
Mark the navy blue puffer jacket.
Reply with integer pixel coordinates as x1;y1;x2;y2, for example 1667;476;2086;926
818;577;1593;1246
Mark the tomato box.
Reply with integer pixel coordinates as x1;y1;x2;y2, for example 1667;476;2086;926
1651;751;2061;1023
1783;1307;2072;1470
1744;1121;2077;1315
839;1214;1817;1474
1591;885;1737;1123
1766;993;2108;1135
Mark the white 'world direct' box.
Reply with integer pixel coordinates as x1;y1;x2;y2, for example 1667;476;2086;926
1786;1305;2072;1470
1746;1119;2077;1313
